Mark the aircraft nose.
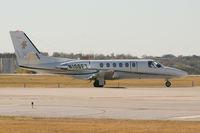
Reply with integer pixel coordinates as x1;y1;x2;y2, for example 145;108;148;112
178;70;188;77
166;67;188;78
174;69;188;77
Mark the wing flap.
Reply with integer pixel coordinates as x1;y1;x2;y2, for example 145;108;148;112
88;70;116;80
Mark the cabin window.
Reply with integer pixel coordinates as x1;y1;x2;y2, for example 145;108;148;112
125;63;129;67
148;61;162;68
156;63;162;68
148;61;153;68
106;63;110;67
100;63;103;68
113;63;116;67
132;62;136;67
119;63;123;67
154;62;162;68
68;65;72;69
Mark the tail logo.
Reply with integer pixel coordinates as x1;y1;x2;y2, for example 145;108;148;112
21;41;27;49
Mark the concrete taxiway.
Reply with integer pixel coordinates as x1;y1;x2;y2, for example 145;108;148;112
0;87;200;121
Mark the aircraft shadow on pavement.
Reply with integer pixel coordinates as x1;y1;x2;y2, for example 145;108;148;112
105;87;127;89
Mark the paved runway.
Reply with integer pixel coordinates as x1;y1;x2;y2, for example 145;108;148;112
1;87;200;121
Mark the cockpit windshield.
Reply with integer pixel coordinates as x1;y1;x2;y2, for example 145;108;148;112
148;61;163;68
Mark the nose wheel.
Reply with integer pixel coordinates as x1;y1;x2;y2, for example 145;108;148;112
165;81;171;87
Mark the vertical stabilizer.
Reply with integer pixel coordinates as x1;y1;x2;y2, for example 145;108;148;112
10;30;71;67
10;31;42;65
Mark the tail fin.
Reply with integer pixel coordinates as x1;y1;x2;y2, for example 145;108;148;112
10;31;42;65
10;30;71;67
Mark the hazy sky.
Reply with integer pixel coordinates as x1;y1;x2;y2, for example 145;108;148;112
0;0;200;57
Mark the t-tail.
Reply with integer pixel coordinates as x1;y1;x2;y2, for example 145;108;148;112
10;30;71;68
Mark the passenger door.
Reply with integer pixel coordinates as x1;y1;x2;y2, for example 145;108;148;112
130;61;138;72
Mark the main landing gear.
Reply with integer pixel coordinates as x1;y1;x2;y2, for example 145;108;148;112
165;81;171;87
93;80;105;87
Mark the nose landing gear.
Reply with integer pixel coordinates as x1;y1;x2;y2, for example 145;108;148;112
165;81;171;87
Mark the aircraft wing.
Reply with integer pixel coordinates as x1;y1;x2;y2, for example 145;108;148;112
88;70;116;80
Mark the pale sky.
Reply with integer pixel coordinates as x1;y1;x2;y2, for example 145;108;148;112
0;0;200;57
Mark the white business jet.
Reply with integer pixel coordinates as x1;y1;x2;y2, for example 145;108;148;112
10;31;188;87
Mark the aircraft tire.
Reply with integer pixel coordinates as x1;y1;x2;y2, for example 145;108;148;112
93;80;104;87
165;81;171;87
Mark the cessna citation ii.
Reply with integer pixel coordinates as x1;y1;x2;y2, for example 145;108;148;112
10;31;188;87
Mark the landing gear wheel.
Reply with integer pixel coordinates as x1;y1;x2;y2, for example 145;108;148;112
93;80;104;87
165;81;171;87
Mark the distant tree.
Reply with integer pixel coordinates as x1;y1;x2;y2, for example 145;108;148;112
162;54;176;58
41;52;49;56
